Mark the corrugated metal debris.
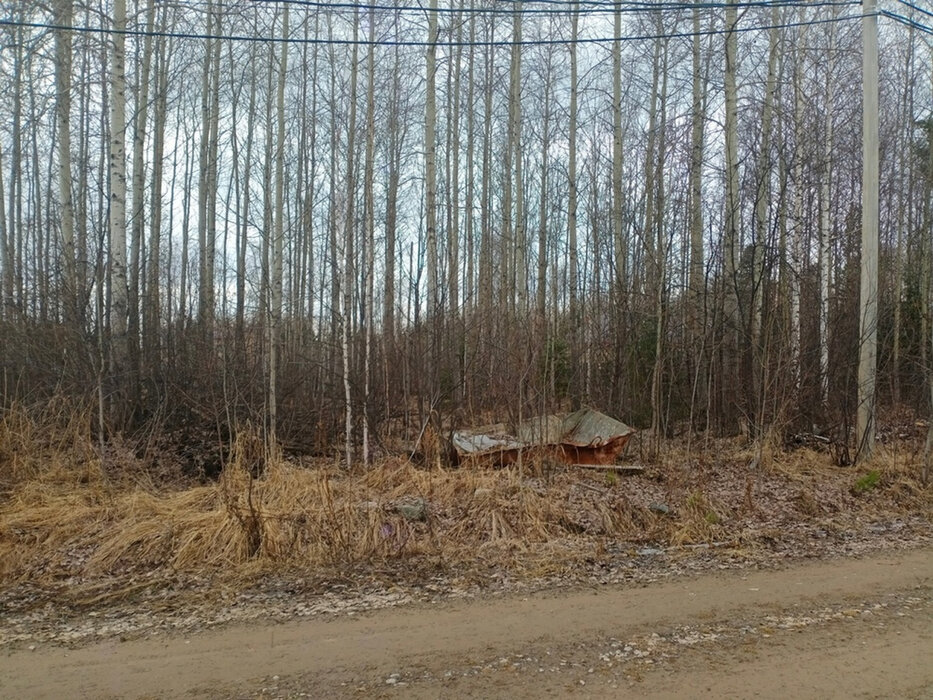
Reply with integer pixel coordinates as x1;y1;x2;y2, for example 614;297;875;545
451;408;635;467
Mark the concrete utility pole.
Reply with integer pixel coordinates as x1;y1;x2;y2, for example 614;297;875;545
857;0;879;460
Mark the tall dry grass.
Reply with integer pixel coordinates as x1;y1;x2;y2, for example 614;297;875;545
0;415;653;586
1;402;929;592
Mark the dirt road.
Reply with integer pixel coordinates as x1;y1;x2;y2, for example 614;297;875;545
2;548;930;699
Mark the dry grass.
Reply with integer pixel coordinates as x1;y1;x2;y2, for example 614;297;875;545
0;397;98;491
0;420;647;586
1;403;930;595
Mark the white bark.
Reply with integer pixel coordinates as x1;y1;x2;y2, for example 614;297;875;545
511;5;525;311
752;10;780;388
611;6;625;294
0;147;7;321
650;40;669;449
110;0;129;380
568;9;579;342
535;56;552;324
448;16;462;316
362;10;375;466
129;0;155;372
425;0;438;317
643;37;660;287
857;0;879;460
925;45;933;481
478;20;493;315
55;0;76;325
723;3;740;430
819;19;837;406
688;8;705;338
146;20;169;369
723;4;739;344
790;19;807;392
342;13;360;469
464;8;475;318
269;6;288;446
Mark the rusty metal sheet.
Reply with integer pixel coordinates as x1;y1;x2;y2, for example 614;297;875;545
559;408;636;448
516;414;565;445
450;409;635;467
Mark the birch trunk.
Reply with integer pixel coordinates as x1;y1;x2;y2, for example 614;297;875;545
129;0;156;384
76;30;90;320
478;26;493;316
723;3;740;431
198;5;221;335
464;7;476;318
750;11;780;427
567;7;580;405
511;6;525;312
891;29;914;406
425;0;438;318
918;47;933;484
5;19;22;317
362;10;376;466
145;25;170;372
0;148;6;321
857;0;879;460
110;0;129;408
650;39;669;450
448;16;462;316
384;44;402;338
819;18;837;406
688;8;704;342
611;5;625;295
925;46;933;481
342;13;360;469
54;0;76;326
536;63;551;325
790;20;807;393
269;6;288;446
327;17;340;382
643;37;661;286
237;47;257;348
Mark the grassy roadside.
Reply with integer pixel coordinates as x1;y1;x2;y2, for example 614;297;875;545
1;401;930;606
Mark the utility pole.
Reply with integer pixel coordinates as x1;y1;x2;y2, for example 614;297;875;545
857;0;879;460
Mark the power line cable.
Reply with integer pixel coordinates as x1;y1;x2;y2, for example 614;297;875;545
495;0;852;6
246;0;858;16
0;12;865;46
881;8;933;33
892;0;933;21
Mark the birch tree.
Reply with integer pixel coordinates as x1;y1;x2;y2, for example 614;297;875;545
611;4;625;297
567;6;580;405
268;6;288;446
128;0;156;385
145;25;170;373
55;0;77;327
511;5;525;312
857;0;880;460
819;18;837;406
109;0;129;411
748;10;780;430
342;12;361;468
722;3;740;430
362;8;376;465
425;0;439;318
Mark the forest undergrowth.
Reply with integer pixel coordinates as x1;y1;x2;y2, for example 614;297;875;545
0;399;930;610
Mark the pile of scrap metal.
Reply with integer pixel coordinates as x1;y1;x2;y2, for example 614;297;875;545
449;408;635;467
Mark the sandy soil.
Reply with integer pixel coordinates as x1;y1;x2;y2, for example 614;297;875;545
1;547;930;699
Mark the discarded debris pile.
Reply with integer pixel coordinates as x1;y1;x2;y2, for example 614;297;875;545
450;408;636;467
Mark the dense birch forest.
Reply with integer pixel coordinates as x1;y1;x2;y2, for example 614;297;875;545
0;0;931;467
